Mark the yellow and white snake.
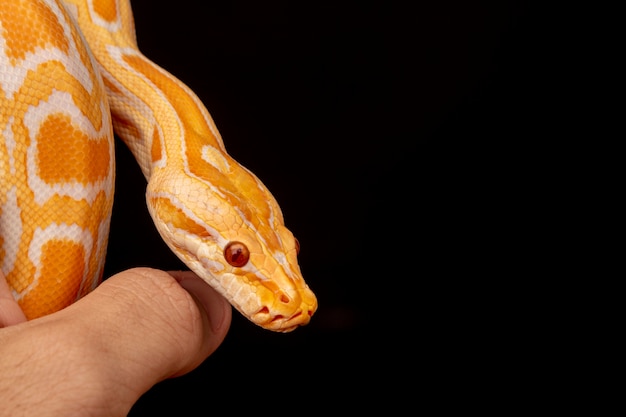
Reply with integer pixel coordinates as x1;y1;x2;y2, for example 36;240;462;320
0;0;316;332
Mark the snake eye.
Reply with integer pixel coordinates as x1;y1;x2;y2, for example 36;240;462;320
294;238;300;255
224;241;250;267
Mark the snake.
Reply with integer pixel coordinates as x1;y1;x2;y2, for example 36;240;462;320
0;0;317;332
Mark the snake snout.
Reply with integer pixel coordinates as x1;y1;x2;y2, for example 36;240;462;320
253;304;315;332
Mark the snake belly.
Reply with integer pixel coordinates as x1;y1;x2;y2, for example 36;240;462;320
0;0;316;332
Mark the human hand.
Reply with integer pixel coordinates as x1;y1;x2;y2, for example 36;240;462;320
0;267;232;416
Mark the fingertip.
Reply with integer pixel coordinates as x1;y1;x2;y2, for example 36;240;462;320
170;271;232;336
0;270;27;328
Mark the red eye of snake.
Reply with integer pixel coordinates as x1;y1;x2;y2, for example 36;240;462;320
224;241;250;267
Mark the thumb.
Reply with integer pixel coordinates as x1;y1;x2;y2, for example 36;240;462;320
67;267;232;381
0;267;231;417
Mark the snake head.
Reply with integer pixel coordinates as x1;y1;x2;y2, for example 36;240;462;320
145;165;317;332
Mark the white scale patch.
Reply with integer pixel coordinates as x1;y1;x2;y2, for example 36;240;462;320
85;0;122;32
201;144;230;173
2;116;16;175
0;186;22;275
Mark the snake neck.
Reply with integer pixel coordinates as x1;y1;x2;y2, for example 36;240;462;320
104;50;227;183
62;0;225;181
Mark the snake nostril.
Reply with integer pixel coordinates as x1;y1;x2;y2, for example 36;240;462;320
277;292;290;304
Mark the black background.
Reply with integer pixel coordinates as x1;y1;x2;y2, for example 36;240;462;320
99;0;548;413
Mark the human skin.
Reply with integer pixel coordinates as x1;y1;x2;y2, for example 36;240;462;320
0;267;232;417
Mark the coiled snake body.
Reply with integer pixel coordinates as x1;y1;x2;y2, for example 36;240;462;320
0;0;316;332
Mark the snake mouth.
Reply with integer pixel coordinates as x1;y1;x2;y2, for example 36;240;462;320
254;308;313;332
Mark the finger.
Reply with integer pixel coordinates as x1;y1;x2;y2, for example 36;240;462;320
45;268;231;409
0;267;231;416
169;270;232;332
167;270;233;375
66;267;232;382
0;270;27;327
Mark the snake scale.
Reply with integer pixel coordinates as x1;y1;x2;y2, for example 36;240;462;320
0;0;316;332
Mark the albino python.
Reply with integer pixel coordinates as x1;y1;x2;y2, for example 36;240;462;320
0;0;316;332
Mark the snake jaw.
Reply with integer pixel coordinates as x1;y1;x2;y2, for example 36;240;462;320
205;260;317;332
